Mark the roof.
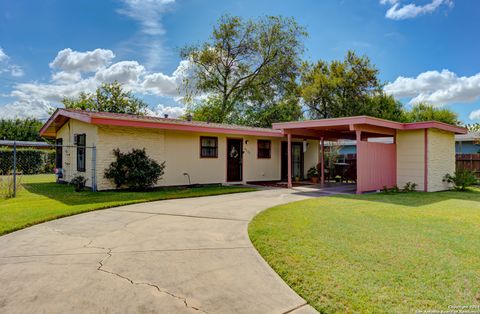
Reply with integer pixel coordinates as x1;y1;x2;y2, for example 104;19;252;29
455;132;480;142
273;116;467;139
40;109;284;138
0;140;52;149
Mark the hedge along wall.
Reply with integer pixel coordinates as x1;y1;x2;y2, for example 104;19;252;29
0;148;55;175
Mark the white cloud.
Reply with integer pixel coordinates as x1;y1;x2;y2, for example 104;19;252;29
469;109;480;121
9;65;24;77
0;47;8;62
0;48;188;119
117;0;175;68
49;48;115;73
146;104;185;118
380;0;453;20
385;69;480;105
0;98;54;119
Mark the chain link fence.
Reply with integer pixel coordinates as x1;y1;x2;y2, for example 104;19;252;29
0;142;97;199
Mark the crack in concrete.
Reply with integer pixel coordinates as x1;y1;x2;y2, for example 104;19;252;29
282;302;308;314
109;209;249;222
94;246;208;314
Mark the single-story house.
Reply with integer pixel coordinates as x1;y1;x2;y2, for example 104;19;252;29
40;109;467;194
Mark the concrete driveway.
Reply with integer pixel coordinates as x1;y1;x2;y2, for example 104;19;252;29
0;187;348;313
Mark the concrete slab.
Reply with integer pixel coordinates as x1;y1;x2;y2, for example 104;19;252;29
0;188;336;313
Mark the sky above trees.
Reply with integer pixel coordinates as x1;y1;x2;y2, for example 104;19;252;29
0;0;479;123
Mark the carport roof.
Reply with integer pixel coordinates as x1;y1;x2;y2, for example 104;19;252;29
272;116;467;139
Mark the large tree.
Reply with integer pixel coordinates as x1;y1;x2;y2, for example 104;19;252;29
181;15;307;126
62;81;148;115
300;51;388;119
0;118;44;141
404;103;459;125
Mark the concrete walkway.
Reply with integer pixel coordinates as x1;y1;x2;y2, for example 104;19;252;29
0;187;350;313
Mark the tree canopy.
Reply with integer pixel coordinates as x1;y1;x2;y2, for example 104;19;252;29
62;81;148;115
181;15;307;126
299;51;399;120
403;103;459;125
0;118;44;141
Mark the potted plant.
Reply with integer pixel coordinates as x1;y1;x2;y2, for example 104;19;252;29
307;166;319;183
294;175;301;182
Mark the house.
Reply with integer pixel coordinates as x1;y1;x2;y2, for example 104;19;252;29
39;109;320;191
40;109;467;193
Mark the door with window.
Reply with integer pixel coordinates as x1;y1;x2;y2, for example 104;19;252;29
281;142;304;181
227;139;243;182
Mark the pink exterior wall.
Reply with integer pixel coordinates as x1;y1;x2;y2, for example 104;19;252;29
357;141;396;193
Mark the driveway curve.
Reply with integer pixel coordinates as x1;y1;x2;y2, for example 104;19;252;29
0;188;323;314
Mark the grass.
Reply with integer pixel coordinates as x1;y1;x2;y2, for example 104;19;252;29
249;188;480;313
0;174;255;236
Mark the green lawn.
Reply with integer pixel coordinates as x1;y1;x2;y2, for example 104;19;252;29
249;188;480;313
0;174;255;236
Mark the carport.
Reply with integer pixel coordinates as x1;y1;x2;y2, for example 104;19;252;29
273;116;467;194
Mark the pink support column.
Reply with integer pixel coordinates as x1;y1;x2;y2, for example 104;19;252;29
320;137;325;186
356;130;362;194
287;133;292;188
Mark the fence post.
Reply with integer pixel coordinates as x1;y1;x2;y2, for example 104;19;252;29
91;145;97;192
12;141;17;198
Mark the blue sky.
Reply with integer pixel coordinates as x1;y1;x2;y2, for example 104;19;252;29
0;0;479;123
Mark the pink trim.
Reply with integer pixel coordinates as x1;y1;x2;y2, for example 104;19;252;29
91;117;284;138
273;116;467;135
287;134;292;188
320;137;325;186
424;129;428;192
39;109;91;136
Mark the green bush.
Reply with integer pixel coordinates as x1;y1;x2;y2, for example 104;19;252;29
70;175;87;192
307;166;319;178
443;169;478;191
104;148;165;191
402;182;418;192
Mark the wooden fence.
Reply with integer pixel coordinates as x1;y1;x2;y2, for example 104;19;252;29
456;154;480;178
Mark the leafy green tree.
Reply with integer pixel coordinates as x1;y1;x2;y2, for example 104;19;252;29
464;123;480;132
0;118;44;141
300;51;389;119
181;15;306;126
403;103;459;125
62;81;148;115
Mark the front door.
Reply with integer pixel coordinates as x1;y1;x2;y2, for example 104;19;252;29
227;139;243;182
281;142;304;181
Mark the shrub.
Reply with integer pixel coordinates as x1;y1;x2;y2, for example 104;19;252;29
70;175;87;192
402;182;417;192
0;149;55;175
307;166;319;178
104;148;165;191
0;174;21;199
443;169;478;191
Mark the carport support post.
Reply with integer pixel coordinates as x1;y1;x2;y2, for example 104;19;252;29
355;130;362;195
320;137;325;186
287;133;292;188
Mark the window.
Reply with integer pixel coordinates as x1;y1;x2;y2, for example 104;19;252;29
55;138;63;169
257;140;271;159
76;134;86;172
200;136;218;158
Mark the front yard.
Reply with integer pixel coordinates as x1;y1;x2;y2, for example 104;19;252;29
249;188;480;313
0;175;255;236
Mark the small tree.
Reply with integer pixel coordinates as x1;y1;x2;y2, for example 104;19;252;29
443;169;478;191
104;149;165;191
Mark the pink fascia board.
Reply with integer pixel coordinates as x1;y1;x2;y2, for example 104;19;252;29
91;117;285;138
39;109;92;136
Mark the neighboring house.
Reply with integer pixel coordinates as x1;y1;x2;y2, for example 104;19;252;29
40;110;466;193
456;133;480;154
39;109;319;191
330;133;480;155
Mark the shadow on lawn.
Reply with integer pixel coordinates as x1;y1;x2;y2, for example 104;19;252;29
21;182;191;206
328;187;480;207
